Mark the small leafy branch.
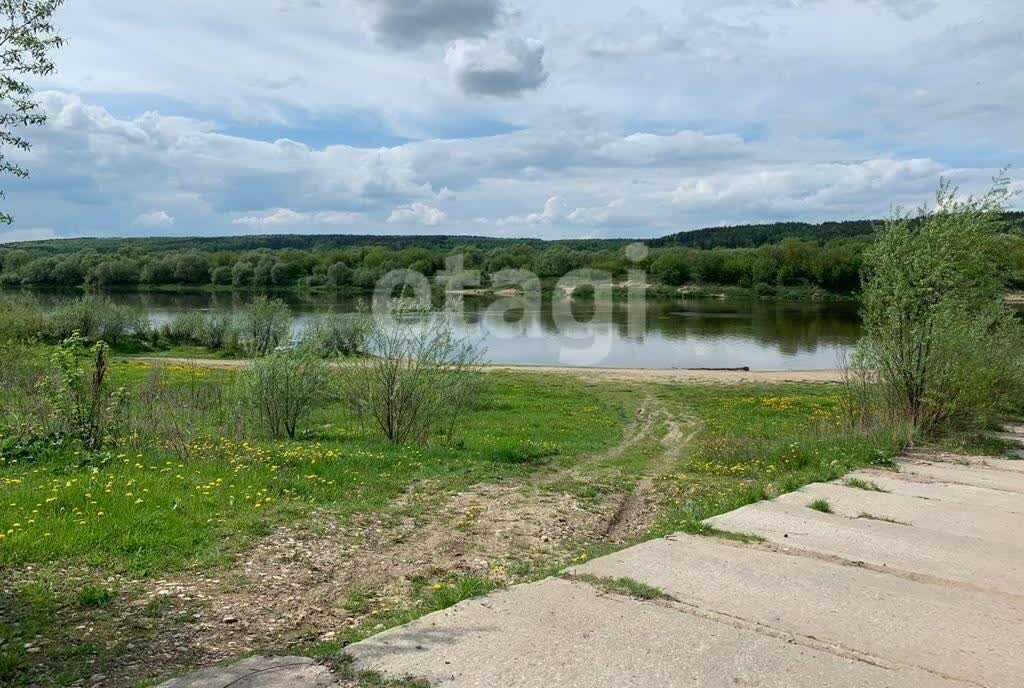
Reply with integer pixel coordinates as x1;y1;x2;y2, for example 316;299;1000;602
0;0;66;223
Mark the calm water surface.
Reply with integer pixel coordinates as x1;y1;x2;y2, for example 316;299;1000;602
80;291;865;370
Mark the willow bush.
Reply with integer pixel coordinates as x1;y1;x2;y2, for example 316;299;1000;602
848;176;1024;437
339;310;481;445
239;347;329;439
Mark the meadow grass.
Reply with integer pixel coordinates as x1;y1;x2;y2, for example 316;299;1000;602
649;383;907;537
1;358;912;687
0;364;629;575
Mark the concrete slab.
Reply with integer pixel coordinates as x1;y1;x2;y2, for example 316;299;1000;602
937;453;1024;472
347;578;966;688
777;481;1024;546
705;498;1024;595
894;460;1024;493
993;432;1024;445
166;454;1024;688
155;656;336;688
572;534;1024;688
843;469;1024;513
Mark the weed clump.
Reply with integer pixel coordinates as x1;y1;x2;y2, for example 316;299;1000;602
807;498;833;513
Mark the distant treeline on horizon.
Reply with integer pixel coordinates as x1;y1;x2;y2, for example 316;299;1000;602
2;213;1023;295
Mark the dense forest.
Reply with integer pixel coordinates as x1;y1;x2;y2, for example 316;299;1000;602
2;214;1023;295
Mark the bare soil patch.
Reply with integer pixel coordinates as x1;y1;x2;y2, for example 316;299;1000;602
603;408;699;541
8;393;697;687
114;483;617;684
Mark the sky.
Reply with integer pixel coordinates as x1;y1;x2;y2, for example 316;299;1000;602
1;0;1022;243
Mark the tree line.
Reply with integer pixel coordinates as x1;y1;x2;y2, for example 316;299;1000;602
2;217;1023;294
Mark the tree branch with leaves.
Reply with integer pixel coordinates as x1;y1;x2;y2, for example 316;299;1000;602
0;0;65;224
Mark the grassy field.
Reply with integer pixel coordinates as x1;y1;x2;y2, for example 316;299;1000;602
0;354;910;687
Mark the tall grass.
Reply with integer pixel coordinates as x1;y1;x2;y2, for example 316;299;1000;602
652;385;909;538
0;293;148;345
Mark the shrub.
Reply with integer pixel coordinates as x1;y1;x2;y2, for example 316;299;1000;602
44;334;128;450
0;340;54;441
161;311;207;342
849;177;1024;437
77;586;115;608
302;312;369;357
0;292;48;342
239;348;329;439
161;311;238;350
571;284;596;300
238;296;291;356
339;310;481;444
48;296;147;344
201;312;237;350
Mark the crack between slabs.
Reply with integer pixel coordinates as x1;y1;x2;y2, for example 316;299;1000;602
566;575;988;688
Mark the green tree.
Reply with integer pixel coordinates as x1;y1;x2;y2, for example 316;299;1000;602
852;176;1024;435
651;248;692;285
231;261;255;287
534;247;582;278
270;260;302;286
210;265;232;285
85;258;140;287
174;253;210;284
327;260;352;287
140;256;177;284
0;0;67;223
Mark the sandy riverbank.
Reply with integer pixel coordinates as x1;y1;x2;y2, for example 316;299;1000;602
131;356;844;384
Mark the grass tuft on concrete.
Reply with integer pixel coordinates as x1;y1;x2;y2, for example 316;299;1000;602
844;478;888;492
857;512;910;525
568;574;675;602
807;498;833;513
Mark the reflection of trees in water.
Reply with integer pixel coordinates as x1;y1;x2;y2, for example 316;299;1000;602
653;301;861;355
513;298;861;355
91;289;862;356
103;289;367;314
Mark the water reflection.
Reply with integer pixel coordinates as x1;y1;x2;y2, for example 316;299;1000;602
23;290;863;370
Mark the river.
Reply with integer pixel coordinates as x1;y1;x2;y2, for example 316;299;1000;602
68;290;867;370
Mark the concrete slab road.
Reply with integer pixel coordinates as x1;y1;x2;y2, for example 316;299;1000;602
161;452;1024;687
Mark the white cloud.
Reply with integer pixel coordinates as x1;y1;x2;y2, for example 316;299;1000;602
595;131;746;166
581;8;688;58
133;210;175;227
232;208;364;226
445;36;548;96
670;159;948;218
388;202;446;225
496;195;565;225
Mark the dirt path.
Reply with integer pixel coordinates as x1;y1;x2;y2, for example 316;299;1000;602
130;356;844;384
603;404;700;541
78;393;690;685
